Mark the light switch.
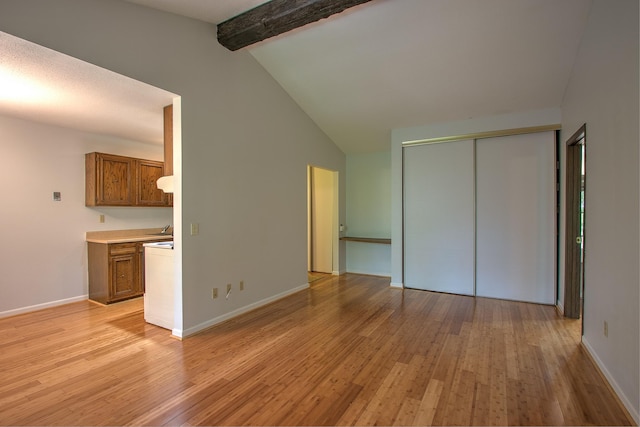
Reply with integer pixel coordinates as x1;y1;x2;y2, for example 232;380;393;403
190;223;199;236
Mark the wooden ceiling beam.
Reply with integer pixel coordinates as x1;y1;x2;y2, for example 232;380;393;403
217;0;372;51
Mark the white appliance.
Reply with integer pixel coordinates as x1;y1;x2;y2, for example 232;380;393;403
143;241;174;330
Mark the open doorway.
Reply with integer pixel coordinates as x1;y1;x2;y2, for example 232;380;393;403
308;166;338;282
564;124;586;321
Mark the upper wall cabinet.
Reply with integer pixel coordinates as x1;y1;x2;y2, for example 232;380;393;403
86;152;171;207
86;152;134;206
136;159;168;206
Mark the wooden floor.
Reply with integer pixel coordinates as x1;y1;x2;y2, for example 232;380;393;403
0;274;632;426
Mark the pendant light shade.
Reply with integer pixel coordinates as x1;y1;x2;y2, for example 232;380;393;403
156;175;174;193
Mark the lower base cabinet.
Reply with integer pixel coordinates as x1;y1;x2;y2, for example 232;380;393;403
88;240;169;304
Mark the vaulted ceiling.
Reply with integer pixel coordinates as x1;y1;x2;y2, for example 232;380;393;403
0;0;593;153
127;0;592;153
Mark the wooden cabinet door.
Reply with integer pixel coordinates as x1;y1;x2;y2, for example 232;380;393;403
98;154;134;205
110;254;138;300
136;160;168;206
109;243;140;301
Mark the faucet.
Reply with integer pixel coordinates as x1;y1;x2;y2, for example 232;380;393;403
160;224;171;234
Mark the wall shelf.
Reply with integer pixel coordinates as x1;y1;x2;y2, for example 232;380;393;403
340;237;391;245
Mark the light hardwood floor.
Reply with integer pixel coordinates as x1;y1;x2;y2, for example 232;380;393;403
0;274;633;426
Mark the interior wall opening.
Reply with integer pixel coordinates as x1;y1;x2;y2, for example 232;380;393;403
307;165;339;281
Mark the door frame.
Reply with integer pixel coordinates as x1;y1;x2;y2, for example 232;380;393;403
563;124;586;320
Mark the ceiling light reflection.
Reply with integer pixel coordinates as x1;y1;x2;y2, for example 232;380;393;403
0;66;58;104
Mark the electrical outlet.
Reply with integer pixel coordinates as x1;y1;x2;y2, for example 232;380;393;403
99;214;105;223
239;280;244;291
604;321;608;337
212;288;218;299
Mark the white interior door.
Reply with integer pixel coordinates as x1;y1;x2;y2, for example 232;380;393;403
310;167;334;273
403;139;475;295
475;132;555;304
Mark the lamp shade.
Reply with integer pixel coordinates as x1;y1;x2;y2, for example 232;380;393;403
156;175;174;193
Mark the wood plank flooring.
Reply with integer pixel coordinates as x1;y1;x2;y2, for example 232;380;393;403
0;274;632;425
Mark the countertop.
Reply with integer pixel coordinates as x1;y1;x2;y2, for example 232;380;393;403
86;228;173;244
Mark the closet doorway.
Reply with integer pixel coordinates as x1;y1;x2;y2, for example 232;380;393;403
403;130;556;304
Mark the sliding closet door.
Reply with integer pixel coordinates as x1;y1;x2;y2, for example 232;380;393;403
475;132;555;304
403;140;475;295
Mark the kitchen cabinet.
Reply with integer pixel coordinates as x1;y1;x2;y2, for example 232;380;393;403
85;152;134;206
109;243;140;302
86;152;171;207
88;239;170;304
136;159;167;206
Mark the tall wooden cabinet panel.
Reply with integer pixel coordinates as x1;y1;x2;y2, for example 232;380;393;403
163;104;173;176
163;105;174;206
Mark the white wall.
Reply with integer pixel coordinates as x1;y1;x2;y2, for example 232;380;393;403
0;115;171;316
0;0;346;335
560;0;639;421
345;151;391;276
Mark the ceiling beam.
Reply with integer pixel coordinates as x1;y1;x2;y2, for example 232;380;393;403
217;0;372;51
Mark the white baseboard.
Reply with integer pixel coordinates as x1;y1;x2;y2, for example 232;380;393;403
0;295;88;319
390;282;403;289
555;302;564;315
582;337;639;424
174;283;310;339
